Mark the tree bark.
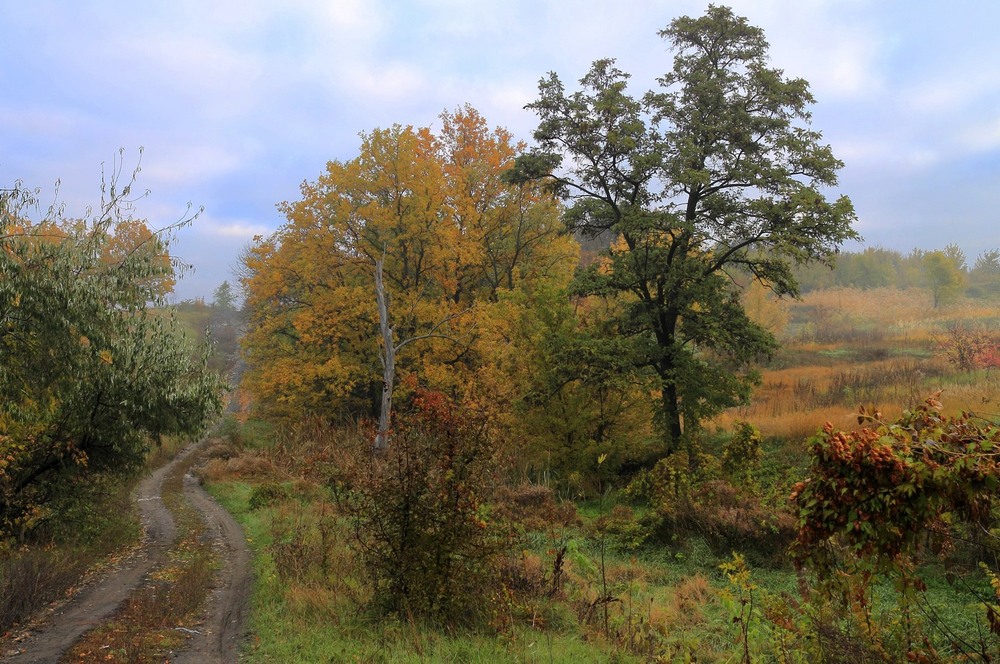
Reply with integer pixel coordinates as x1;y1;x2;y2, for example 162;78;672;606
661;380;682;452
374;255;394;453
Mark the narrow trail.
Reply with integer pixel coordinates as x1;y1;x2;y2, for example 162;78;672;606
170;471;252;663
0;441;250;663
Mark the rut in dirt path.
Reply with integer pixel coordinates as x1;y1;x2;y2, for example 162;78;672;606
0;441;251;663
169;471;251;664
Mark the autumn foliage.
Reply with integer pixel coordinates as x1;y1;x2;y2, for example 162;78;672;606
0;175;224;540
791;395;999;567
331;389;511;624
791;395;1000;652
240;106;577;428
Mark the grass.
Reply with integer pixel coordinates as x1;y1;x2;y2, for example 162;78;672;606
205;432;998;662
211;460;998;661
199;288;1000;661
208;480;634;663
717;288;1000;439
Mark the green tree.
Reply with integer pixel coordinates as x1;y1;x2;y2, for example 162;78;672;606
212;280;236;311
835;247;901;289
514;285;658;486
0;171;224;539
207;281;243;377
969;248;1000;298
923;248;965;308
974;248;1000;275
509;5;857;452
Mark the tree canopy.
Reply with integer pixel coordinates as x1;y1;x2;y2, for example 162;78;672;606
0;172;224;538
509;4;858;451
240;106;578;426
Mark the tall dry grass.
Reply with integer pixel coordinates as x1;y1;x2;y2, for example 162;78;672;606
717;288;1000;440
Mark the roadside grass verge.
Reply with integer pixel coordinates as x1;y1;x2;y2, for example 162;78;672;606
211;466;996;662
0;478;141;636
206;433;997;662
207;470;647;663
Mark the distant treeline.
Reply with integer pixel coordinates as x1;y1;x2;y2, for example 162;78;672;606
793;244;1000;302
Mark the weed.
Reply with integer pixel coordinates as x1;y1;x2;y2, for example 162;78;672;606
0;468;141;636
339;391;515;626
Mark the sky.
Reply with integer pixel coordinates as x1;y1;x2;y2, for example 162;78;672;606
2;0;999;301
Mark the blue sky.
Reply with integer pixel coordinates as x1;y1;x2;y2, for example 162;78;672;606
2;0;999;300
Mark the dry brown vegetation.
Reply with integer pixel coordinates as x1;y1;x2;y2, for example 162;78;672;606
716;287;1000;440
195;286;1000;661
62;444;218;663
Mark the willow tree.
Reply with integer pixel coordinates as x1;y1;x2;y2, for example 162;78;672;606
509;5;858;453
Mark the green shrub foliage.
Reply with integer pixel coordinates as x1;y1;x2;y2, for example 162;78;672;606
0;171;224;540
791;395;1000;655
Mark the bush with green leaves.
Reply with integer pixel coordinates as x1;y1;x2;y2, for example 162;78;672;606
791;395;1000;658
0;166;224;540
722;421;764;485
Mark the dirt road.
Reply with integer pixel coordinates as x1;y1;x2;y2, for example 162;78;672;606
0;441;251;663
171;470;251;663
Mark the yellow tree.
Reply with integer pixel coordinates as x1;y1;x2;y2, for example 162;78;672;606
101;217;177;297
241;107;577;438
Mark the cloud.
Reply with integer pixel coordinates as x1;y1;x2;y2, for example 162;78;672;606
198;217;272;240
0;105;88;137
955;117;1000;155
900;70;1000;117
296;0;386;39
726;1;887;101
4;0;1000;300
833;136;940;172
140;143;248;188
338;61;431;106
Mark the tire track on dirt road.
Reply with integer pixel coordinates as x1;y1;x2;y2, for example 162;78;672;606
169;470;251;663
0;440;250;663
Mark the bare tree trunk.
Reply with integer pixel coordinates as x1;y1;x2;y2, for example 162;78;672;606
374;255;394;453
372;251;471;452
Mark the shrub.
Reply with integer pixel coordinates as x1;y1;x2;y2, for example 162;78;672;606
0;546;87;632
491;484;580;532
721;421;763;484
339;389;514;626
0;471;139;633
248;482;291;510
643;480;797;563
939;323;998;372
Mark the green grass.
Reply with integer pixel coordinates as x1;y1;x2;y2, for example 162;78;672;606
208;480;642;663
207;470;1000;662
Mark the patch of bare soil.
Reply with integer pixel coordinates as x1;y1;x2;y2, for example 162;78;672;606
168;471;251;663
